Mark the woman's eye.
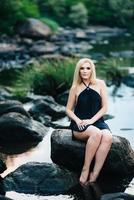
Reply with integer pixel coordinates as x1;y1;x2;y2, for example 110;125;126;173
80;67;84;70
80;67;91;70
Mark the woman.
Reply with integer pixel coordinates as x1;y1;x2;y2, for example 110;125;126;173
66;58;112;185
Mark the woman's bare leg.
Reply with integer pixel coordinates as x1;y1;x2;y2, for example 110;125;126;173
73;126;102;185
89;129;112;182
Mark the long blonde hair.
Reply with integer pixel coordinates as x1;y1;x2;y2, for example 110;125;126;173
72;58;96;86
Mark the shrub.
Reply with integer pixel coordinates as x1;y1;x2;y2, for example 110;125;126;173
109;0;134;27
40;17;59;32
68;2;88;27
0;0;40;34
12;59;77;98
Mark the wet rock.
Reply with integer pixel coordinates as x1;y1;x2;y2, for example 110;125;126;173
51;129;134;176
75;30;88;40
0;160;6;196
30;43;59;56
101;192;134;200
110;50;134;58
29;98;66;121
0;160;6;174
0;195;13;200
122;74;134;88
0;43;23;60
0;112;48;154
16;18;52;39
0;89;12;101
55;90;69;106
0;100;30;118
4;162;78;195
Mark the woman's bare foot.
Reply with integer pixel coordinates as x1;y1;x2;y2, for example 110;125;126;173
89;171;98;183
79;168;89;186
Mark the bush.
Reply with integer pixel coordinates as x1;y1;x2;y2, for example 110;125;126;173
0;0;40;34
109;0;134;27
12;59;77;98
40;17;59;32
68;2;88;27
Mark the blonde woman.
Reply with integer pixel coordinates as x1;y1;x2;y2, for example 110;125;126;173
66;58;112;186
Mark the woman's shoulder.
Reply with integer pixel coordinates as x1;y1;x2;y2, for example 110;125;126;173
96;79;106;86
69;84;78;94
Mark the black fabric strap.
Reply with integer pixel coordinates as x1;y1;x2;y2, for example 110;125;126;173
82;80;90;88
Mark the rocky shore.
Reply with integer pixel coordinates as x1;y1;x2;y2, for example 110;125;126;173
1;18;133;72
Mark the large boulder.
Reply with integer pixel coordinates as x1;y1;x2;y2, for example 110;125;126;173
4;162;78;195
0;196;13;200
81;183;134;200
0;100;30;118
16;18;52;39
0;112;48;154
29;98;66;121
51;129;134;176
101;192;134;200
0;160;6;196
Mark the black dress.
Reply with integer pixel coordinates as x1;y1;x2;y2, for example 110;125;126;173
70;83;110;133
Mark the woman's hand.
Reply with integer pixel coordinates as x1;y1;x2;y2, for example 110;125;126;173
75;119;86;131
82;119;94;126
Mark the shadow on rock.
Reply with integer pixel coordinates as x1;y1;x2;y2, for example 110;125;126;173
0;112;48;154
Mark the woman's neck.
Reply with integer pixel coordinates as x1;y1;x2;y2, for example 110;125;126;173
82;79;91;85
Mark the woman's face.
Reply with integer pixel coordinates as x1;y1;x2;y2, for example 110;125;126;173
79;62;92;81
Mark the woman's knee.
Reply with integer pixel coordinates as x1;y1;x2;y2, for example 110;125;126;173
102;131;113;145
87;128;102;143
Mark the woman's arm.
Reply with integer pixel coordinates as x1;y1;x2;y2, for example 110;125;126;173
66;85;82;124
83;80;108;125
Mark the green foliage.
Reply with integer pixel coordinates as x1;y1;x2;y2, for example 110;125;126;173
96;57;132;84
12;59;77;98
109;0;134;27
0;69;20;86
20;0;40;18
84;0;114;26
0;0;40;34
40;17;59;32
37;0;67;23
38;0;88;26
68;3;88;27
2;58;133;98
0;0;133;34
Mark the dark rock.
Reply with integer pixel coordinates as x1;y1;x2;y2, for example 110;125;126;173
0;112;48;154
0;177;5;196
122;74;134;88
51;129;134;176
0;160;6;174
56;90;69;106
0;89;12;101
0;195;13;200
30;43;59;56
4;162;78;195
0;160;6;196
110;50;134;58
29;98;66;121
0;43;23;59
81;181;134;200
0;100;30;118
101;192;134;200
